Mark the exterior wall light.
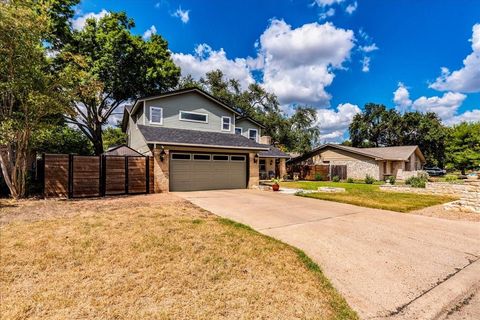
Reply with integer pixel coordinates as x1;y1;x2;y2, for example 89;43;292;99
254;153;259;163
159;147;166;162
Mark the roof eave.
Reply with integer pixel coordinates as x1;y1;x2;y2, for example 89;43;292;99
145;140;269;151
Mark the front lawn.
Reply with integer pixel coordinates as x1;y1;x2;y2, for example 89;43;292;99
280;181;458;212
0;194;357;319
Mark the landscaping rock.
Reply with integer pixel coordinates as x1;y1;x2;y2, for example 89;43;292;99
317;187;346;193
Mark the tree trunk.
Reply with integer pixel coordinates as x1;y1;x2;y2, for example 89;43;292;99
92;124;104;156
0;130;29;199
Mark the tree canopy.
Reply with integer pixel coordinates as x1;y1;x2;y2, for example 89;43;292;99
349;104;448;166
56;11;180;155
0;1;72;198
445;122;480;174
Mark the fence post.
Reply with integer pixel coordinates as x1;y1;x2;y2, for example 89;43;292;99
41;153;46;197
125;156;129;194
68;154;74;198
145;156;150;194
100;155;106;197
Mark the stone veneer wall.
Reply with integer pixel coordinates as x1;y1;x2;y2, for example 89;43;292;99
330;159;380;180
380;181;480;213
153;147;170;192
248;152;259;188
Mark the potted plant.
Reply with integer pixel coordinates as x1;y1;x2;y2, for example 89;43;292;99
271;178;280;191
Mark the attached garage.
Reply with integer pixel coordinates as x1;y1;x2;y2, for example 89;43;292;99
169;152;247;191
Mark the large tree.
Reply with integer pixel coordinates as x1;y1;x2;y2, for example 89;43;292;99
349;104;448;166
445;122;480;174
0;1;71;198
179;70;320;153
57;12;180;155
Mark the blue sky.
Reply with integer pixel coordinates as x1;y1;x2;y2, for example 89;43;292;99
74;0;480;141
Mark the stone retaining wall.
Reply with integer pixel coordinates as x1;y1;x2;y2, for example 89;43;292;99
380;180;480;213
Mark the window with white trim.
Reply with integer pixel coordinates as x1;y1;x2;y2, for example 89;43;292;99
248;129;258;142
179;111;208;123
222;116;231;131
235;127;242;135
150;107;163;124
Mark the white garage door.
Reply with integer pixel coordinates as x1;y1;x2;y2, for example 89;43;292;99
170;153;247;191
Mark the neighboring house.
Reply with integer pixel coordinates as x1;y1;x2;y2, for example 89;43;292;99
121;88;290;192
103;144;144;156
289;143;426;180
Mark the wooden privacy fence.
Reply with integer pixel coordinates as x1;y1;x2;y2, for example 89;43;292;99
288;164;347;181
43;154;154;198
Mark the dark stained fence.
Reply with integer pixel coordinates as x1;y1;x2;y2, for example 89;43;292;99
104;156;126;195
331;165;347;180
72;155;100;197
44;154;69;197
43;154;153;198
288;164;347;181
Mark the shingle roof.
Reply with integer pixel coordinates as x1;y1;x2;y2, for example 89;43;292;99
137;125;269;150
103;144;143;156
291;143;425;162
259;146;291;158
354;145;421;161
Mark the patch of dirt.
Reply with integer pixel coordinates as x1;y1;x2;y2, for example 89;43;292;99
0;193;356;319
411;204;480;222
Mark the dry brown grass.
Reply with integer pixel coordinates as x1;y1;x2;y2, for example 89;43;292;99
0;194;357;319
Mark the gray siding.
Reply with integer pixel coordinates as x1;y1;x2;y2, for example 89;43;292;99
127;116;150;155
235;119;261;142
141;92;236;133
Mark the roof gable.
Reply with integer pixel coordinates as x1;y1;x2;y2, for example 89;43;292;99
292;144;425;162
130;88;241;117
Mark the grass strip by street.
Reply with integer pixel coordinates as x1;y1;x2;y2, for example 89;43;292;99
281;181;458;213
0;194;358;319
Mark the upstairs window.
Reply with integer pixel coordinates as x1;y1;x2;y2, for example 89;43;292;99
222;116;231;131
235;127;242;135
150;107;163;124
179;111;208;123
248;129;258;142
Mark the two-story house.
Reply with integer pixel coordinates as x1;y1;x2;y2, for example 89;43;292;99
121;88;290;192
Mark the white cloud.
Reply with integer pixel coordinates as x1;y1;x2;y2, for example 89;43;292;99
71;9;108;30
361;56;370;72
430;23;480;93
444;109;480;125
319;8;335;20
257;19;355;106
359;43;378;53
316;103;361;142
345;1;358;14
172;7;190;24
314;0;344;7
412;92;467;120
393;82;412;113
172;44;255;89
173;19;355;106
142;25;157;40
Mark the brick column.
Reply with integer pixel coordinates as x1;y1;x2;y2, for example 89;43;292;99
279;158;287;180
248;152;259;188
153;147;169;192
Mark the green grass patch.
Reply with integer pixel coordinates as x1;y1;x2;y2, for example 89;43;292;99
282;181;458;212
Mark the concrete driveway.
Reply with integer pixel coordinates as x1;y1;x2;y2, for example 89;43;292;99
175;189;480;320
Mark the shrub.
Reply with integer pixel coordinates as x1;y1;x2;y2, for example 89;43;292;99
405;176;427;188
347;177;354;183
445;174;458;182
315;173;323;181
332;175;340;182
364;174;375;184
387;176;396;185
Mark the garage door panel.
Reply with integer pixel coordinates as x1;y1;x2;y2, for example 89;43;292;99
170;152;247;191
